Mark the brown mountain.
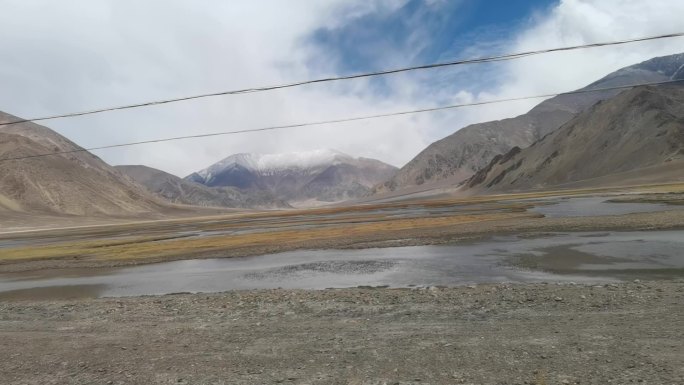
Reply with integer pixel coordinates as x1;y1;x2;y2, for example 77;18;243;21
373;53;684;195
0;111;165;216
115;165;290;209
465;85;684;192
186;149;398;205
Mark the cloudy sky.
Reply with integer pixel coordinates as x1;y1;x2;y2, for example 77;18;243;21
1;0;683;176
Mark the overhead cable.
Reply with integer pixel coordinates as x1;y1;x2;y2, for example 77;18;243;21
1;78;682;163
1;32;683;128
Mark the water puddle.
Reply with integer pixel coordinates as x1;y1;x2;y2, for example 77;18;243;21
529;196;678;218
1;230;682;300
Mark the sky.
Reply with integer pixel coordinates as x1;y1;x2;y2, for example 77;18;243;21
0;0;683;176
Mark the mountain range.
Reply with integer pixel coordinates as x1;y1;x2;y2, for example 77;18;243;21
185;149;397;205
372;53;684;195
115;165;290;209
465;84;684;192
1;53;683;219
0;111;165;216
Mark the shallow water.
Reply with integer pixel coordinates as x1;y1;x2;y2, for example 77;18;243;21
1;230;682;300
530;196;677;218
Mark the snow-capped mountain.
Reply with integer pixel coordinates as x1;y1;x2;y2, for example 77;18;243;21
194;149;351;181
186;149;397;204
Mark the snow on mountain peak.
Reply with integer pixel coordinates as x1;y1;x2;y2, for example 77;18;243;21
196;149;352;180
256;149;349;171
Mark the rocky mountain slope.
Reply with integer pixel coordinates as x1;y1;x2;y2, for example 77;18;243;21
465;85;684;192
0;111;165;216
116;165;289;209
186;149;397;203
374;53;684;194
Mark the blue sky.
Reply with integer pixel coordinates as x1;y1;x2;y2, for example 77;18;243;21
0;0;682;175
311;0;557;73
306;0;559;101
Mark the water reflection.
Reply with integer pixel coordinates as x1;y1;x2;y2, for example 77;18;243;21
1;230;682;300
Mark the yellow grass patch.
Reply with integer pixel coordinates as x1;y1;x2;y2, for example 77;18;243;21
0;211;530;263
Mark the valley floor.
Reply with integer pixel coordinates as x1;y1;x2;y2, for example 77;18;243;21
1;183;684;273
1;281;682;385
1;184;683;384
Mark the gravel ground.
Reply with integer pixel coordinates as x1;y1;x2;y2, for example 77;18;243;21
1;281;682;385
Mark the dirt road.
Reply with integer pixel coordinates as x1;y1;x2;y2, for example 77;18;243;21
1;281;682;385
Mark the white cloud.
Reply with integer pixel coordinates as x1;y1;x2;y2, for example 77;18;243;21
0;0;683;177
471;0;684;120
401;0;684;146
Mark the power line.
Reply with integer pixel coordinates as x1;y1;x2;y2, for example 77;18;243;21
1;79;682;163
1;32;683;128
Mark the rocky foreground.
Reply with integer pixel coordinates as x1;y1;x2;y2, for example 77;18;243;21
1;281;683;385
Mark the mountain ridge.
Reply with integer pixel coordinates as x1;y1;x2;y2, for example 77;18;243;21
116;165;290;209
373;52;684;195
0;111;167;216
464;84;684;192
187;149;397;204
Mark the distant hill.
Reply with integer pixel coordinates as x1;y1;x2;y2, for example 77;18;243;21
186;149;397;205
0;111;165;216
373;53;684;195
464;85;684;192
116;165;290;209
